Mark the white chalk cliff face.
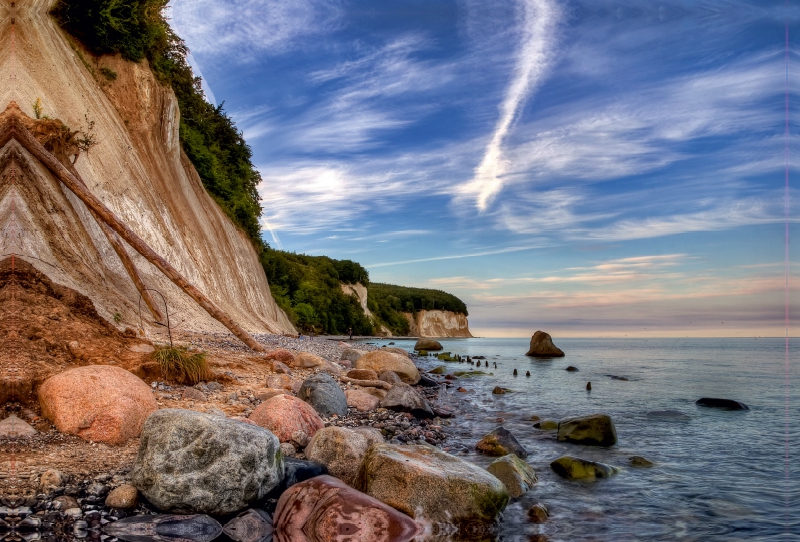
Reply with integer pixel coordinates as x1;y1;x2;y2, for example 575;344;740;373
403;310;473;338
0;0;295;335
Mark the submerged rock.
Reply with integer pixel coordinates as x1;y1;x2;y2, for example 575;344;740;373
298;373;348;417
629;456;654;467
534;420;558;430
130;409;283;515
380;383;434;418
356;351;421;384
304;426;383;485
248;394;324;443
557;414;617;447
550;456;619;481
355;443;509;526
527;503;549;523
103;514;222;542
414;339;443;351
223;509;273;542
487;455;537;498
476;427;528;458
696;398;749;410
274;475;419;542
525;331;565;357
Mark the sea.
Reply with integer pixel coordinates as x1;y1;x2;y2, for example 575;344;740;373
358;337;800;542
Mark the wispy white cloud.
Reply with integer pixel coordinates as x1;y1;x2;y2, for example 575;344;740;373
459;0;561;211
170;0;343;57
367;245;543;268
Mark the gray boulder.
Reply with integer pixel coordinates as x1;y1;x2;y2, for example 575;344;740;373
380;383;434;418
298;373;348;417
130;409;283;515
487;455;537;498
525;331;565;357
557;413;617;447
340;348;365;364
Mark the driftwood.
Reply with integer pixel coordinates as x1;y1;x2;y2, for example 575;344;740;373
339;376;392;390
63;163;166;323
9;116;267;352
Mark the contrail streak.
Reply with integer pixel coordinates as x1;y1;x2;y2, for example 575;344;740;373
463;0;560;212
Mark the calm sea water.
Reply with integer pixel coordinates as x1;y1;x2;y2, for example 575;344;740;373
360;337;800;542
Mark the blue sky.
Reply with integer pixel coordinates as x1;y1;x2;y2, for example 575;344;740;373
170;0;796;337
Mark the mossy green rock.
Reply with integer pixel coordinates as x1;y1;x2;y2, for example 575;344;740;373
453;371;489;377
354;443;509;526
557;413;617;447
436;353;459;362
487;455;537;498
428;366;447;375
417;350;429;356
550;456;619;481
537;420;558;430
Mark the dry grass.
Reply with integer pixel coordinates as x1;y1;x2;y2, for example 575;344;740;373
152;345;213;384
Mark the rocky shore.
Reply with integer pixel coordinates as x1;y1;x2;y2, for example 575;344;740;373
1;332;663;542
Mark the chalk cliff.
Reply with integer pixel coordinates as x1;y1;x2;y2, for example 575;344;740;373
403;310;472;338
0;0;295;335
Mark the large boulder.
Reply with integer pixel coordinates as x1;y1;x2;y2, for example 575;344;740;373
38;365;157;445
414;339;443;351
130;409;283;514
525;331;565;357
550;456;619;481
298;373;348;417
248;394;324;443
356;351;420;384
304;426;383;485
476;427;528;458
263;349;295;364
487;455;537;498
354;443;509;526
557;414;617;447
380;383;434;419
383;347;410;357
274;475;419;542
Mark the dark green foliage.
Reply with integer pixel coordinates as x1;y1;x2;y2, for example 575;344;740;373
100;66;118;80
261;249;374;335
52;0;265;249
368;282;467;336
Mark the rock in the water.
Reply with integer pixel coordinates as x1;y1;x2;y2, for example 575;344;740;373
428;366;446;375
414;339;443;351
346;389;381;412
492;386;506;395
527;503;549;523
416;374;438;387
298;373;348;417
103;514;222;542
347;369;378;380
223;509;273;542
629;456;654;467
248;394;324;443
38;365;157;445
524;331;565;357
565;366;578;372
476;427;528;458
341;348;367;364
380;383;434;418
274;475;419;542
305;426;383;485
557;414;617;447
355;351;420;384
0;414;37;438
264;349;296;364
695;398;749;410
355;443;509;526
487;455;537;498
535;420;558;430
105;484;138;510
130;409;283;515
550;456;618;481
